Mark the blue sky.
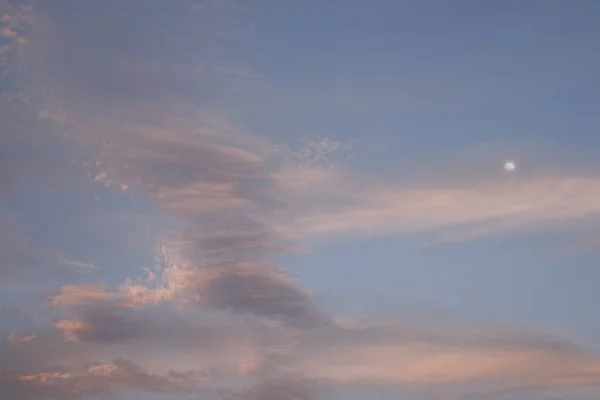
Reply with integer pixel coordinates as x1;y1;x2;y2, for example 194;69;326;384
2;1;600;399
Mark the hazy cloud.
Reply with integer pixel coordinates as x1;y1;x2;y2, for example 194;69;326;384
50;285;122;308
203;268;328;328
0;358;199;400
280;173;600;243
268;322;600;396
7;333;36;344
54;308;147;344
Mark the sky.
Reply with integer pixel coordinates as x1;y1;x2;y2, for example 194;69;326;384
1;0;600;399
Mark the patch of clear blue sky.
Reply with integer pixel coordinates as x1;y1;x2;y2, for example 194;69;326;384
238;0;600;158
285;231;600;326
4;184;160;283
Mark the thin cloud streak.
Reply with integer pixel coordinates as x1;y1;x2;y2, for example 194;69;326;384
281;173;600;242
274;322;600;394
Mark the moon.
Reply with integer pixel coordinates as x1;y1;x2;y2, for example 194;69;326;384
504;161;516;172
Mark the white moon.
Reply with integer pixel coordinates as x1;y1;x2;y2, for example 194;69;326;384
504;161;516;172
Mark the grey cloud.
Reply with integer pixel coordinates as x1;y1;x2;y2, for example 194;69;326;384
203;269;328;329
183;217;289;264
109;137;266;192
70;307;148;344
49;288;272;350
53;303;176;345
192;230;274;260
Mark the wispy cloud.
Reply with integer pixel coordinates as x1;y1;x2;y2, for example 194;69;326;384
279;173;600;243
268;322;600;395
50;285;123;308
7;333;36;344
1;359;201;399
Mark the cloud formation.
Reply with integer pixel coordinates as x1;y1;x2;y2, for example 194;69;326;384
2;1;600;400
33;94;326;327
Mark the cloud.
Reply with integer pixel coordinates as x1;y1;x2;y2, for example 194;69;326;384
40;102;326;327
81;358;199;395
272;164;340;193
50;285;122;308
43;316;593;399
50;290;183;344
54;308;147;344
202;267;328;328
7;333;36;344
58;259;95;269
0;1;31;60
0;359;200;400
156;181;249;215
55;314;598;399
0;306;272;397
47;282;282;366
274;322;600;394
0;26;17;38
53;320;92;343
280;173;600;243
50;281;181;311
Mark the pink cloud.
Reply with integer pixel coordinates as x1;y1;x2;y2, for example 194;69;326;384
7;333;36;344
